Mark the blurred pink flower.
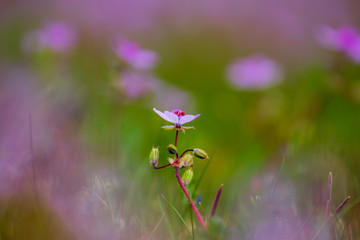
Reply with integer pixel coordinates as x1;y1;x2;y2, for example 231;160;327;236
113;38;158;70
154;84;192;110
115;70;157;99
24;21;77;53
114;70;192;110
317;26;358;51
227;54;283;90
346;40;360;63
317;25;360;64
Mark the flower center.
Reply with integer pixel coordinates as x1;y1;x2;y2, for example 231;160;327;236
172;109;185;117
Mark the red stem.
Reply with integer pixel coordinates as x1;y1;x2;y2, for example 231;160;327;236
210;184;223;218
175;130;179;147
175;166;208;232
153;164;172;169
175;131;179;159
180;149;194;158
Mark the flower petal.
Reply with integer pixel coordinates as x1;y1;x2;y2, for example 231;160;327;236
179;114;200;125
153;108;172;122
164;111;179;124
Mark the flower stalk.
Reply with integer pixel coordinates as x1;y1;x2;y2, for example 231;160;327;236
152;163;172;170
180;149;194;158
151;108;221;233
175;166;207;231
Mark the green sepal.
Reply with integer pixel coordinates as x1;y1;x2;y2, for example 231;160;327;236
162;125;176;130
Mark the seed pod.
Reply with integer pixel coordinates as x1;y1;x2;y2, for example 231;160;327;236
193;148;209;159
182;168;194;187
149;147;159;167
167;144;177;154
179;154;193;169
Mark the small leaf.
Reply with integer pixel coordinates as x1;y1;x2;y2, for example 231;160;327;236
336;196;351;214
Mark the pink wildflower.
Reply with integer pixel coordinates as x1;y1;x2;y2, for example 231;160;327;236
227;54;283;90
113;38;158;70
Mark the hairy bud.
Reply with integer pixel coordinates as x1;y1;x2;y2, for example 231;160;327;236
168;144;177;154
182;168;194;187
149;147;159;167
168;157;175;165
193;148;209;159
179;154;193;169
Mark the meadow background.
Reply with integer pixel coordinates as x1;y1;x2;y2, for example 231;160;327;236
0;0;360;239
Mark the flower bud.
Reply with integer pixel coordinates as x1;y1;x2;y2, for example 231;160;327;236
193;148;209;159
181;168;194;187
149;147;159;167
168;157;175;165
179;154;193;169
167;144;177;154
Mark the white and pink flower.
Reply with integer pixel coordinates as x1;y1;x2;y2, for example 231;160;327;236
153;108;200;131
